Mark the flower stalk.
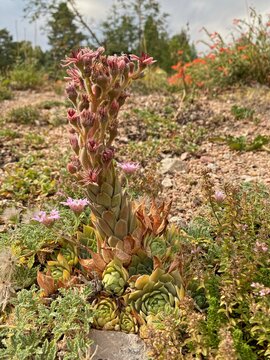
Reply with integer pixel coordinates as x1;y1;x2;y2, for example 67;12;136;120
63;48;156;263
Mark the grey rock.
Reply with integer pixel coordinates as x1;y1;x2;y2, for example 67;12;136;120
160;157;186;174
169;216;187;228
89;329;147;360
180;152;189;161
162;176;173;188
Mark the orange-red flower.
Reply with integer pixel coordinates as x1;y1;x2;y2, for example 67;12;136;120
192;58;207;65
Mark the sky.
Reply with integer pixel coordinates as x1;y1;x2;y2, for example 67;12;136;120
0;0;270;52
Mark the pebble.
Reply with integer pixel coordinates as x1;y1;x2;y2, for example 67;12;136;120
160;157;187;174
162;176;173;188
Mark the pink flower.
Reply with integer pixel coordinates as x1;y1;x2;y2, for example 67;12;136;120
61;197;89;213
254;241;268;253
130;53;156;66
62;47;105;68
80;169;100;185
117;162;140;174
33;210;60;226
214;190;226;203
251;282;270;296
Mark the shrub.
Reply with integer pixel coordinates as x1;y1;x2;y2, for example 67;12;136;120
169;9;270;91
9;62;44;90
5;105;40;124
0;84;13;101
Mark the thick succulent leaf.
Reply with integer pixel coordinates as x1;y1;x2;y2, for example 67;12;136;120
111;206;120;219
87;183;99;195
149;267;165;283
37;271;56;297
100;247;114;263
134;274;150;290
114;219;128;239
97;218;114;237
105;167;114;184
101;182;114;197
113;248;131;265
119;204;129;223
114;177;122;196
107;235;121;247
111;193;121;208
96;192;111;208
86;189;96;202
92;222;107;240
102;210;116;230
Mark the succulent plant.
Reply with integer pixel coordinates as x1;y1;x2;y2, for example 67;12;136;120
47;244;78;281
136;200;172;238
128;250;153;277
120;305;142;334
144;234;168;258
124;268;183;320
63;49;156;263
93;296;120;330
102;258;129;296
77;224;97;256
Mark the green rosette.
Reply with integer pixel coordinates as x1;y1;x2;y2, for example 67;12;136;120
102;258;129;296
93;297;120;330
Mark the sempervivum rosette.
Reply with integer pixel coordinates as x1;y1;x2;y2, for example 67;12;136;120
124;268;183;320
93;296;120;330
120;305;142;334
102;258;129;296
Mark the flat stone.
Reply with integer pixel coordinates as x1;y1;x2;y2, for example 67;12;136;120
180;152;190;161
90;329;147;360
162;176;173;188
160;157;186;174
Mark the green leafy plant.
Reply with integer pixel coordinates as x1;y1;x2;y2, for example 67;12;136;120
37;100;67;109
9;62;44;90
0;155;57;202
0;84;13;101
0;286;94;359
222;134;269;151
5;105;41;125
230;104;255;120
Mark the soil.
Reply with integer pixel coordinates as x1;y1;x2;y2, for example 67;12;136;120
1;85;270;225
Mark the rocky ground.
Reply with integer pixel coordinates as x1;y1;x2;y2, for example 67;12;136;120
1;85;270;226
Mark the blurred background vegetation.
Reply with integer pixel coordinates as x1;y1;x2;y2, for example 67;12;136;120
0;0;196;81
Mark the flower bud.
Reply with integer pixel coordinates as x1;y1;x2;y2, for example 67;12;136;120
78;94;89;111
109;100;120;117
80;109;95;129
69;134;79;154
129;62;135;74
87;139;98;152
65;82;77;103
67;108;79;123
118;92;129;107
102;147;115;163
67;162;78;174
118;59;126;71
99;107;109;124
95;75;110;91
91;84;102;98
107;55;119;76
